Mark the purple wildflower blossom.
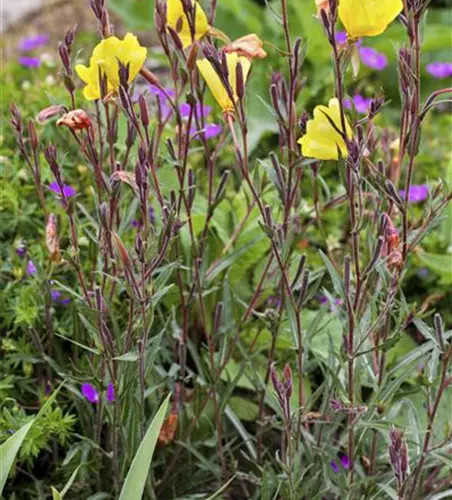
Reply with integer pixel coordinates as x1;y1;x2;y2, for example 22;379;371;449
330;460;340;473
19;56;41;68
359;47;387;71
180;102;212;119
50;289;71;305
399;184;428;203
19;34;49;52
344;95;372;114
425;62;452;79
131;219;142;229
335;31;348;45
340;454;351;470
27;260;37;276
107;382;116;402
16;243;27;258
190;123;223;140
81;383;99;403
49;182;76;198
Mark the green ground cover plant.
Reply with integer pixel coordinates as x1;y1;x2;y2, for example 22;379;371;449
0;0;451;498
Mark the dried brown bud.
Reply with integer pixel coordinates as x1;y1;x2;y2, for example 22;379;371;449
46;213;62;263
56;109;92;131
37;105;66;124
387;251;403;271
223;34;267;60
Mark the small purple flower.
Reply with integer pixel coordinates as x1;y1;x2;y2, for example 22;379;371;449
19;34;49;52
340;454;351;470
59;297;72;305
359;47;388;71
335;31;348;45
49;182;76;198
425;62;452;79
190;123;223;140
106;382;116;402
16;243;27;258
18;56;41;68
330;399;343;411
330;460;340;473
81;383;99;403
180;102;212;119
50;289;61;301
131;219;142;229
399;184;428;203
27;260;37;276
266;295;282;309
344;95;372;114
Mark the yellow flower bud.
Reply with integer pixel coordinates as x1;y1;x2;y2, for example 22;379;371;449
339;0;403;39
75;33;147;101
297;98;353;160
166;0;210;48
196;53;251;113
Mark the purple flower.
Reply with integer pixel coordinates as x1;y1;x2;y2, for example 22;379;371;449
49;182;76;198
27;260;37;276
81;383;99;403
131;219;142;229
107;382;116;402
344;94;372;114
359;47;388;71
340;454;351;470
19;34;49;52
330;460;340;473
180;102;212;119
190;123;223;140
50;289;71;305
335;31;348;45
399;184;428;203
18;56;41;68
425;62;452;79
16;243;27;258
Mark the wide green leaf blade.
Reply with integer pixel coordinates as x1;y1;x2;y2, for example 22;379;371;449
119;394;171;500
0;419;35;494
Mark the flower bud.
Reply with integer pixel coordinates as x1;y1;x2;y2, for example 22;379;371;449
46;213;62;263
56;109;92;131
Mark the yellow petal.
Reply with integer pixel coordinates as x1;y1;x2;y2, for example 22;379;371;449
76;33;147;100
197;58;233;111
297;98;352;160
167;0;209;48
197;53;251;112
339;0;403;38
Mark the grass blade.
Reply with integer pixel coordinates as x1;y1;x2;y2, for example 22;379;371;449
119;393;171;500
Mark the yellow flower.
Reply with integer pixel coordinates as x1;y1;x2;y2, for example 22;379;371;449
166;0;210;49
339;0;403;39
298;98;353;160
75;33;147;100
196;52;251;113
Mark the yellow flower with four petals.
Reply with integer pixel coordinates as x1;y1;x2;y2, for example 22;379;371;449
298;98;353;160
75;33;147;101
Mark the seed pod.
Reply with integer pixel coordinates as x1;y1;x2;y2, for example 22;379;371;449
46;213;61;263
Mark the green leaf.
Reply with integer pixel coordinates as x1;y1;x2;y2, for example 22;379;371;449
118;394;171;500
0;419;35;494
416;251;452;285
229;397;259;421
0;382;64;494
